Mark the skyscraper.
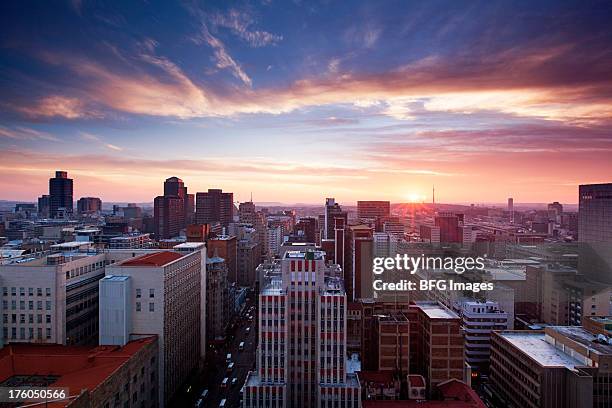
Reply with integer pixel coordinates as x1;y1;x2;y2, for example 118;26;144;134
163;176;190;228
49;170;73;218
154;196;183;239
579;183;612;242
195;189;234;227
242;249;360;408
357;200;390;221
324;198;347;240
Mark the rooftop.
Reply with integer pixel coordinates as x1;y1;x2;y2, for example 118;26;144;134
121;251;183;267
0;337;156;407
173;242;205;249
415;301;459;320
497;331;584;369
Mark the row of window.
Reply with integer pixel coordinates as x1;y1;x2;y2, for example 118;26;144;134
2;287;51;297
3;326;52;340
2;299;52;311
3;313;52;324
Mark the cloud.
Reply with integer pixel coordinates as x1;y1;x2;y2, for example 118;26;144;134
80;132;123;151
193;23;253;87
0;126;59;142
210;8;283;47
15;95;91;119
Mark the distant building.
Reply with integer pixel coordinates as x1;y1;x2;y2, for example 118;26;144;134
77;196;102;214
37;194;50;218
0;336;158;408
153;196;183;239
324;198;347;240
195;188;234;227
49;170;73;218
579;183;612;242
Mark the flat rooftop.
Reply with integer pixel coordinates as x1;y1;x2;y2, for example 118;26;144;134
497;331;584;369
0;336;156;407
548;326;612;355
284;250;324;260
415;301;459;320
173;242;205;249
121;251;183;267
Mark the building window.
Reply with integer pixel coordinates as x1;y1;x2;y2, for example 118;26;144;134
28;288;33;296
2;288;7;296
149;289;155;298
149;303;154;312
46;315;51;323
19;287;25;296
46;328;51;339
45;288;51;296
37;288;42;296
45;301;51;310
10;287;16;296
136;302;141;312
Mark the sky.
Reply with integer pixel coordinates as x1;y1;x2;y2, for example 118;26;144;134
1;0;611;205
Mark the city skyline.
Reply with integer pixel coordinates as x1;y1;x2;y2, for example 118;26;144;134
2;1;612;203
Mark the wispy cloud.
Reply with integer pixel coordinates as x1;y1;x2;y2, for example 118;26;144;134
210;8;283;47
0;126;59;142
15;95;92;119
80;132;122;151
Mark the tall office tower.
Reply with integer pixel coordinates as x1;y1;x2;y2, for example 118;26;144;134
231;223;261;286
324;198;347;240
205;254;229;342
77;196;102;214
37;194;50;218
579;183;612;242
207;234;238;283
163;176;188;228
101;250;202;405
459;300;508;377
153;195;183;239
163;176;185;198
49;170;73;218
195;188;234;227
242;250;361;408
491;326;612;408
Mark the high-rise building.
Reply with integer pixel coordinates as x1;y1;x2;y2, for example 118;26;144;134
49;170;73;218
239;201;267;259
435;212;463;243
242;249;361;408
153;196;183;239
508;197;514;223
295;217;317;243
101;250;203;404
347;225;374;301
579;183;612;242
490;326;612;408
77;196;102;214
324;198;347;240
195;189;234;227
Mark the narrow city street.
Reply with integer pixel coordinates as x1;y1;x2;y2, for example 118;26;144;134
172;294;258;407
